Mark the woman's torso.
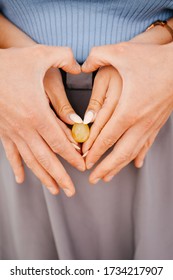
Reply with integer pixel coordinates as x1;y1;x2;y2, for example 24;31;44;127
0;0;173;62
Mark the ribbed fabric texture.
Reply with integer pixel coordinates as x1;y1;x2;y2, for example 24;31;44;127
0;0;173;62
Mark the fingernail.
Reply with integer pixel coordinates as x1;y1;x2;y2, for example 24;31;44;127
83;111;95;124
72;143;81;151
87;162;94;169
69;113;83;123
82;151;89;158
137;161;143;168
48;187;58;195
104;175;114;182
15;176;21;183
91;178;100;184
77;164;85;172
63;188;74;197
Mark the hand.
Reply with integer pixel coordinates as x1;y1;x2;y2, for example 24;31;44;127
82;42;173;183
2;67;82;186
0;45;85;196
82;65;148;168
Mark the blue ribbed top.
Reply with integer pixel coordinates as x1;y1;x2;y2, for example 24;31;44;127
0;0;173;62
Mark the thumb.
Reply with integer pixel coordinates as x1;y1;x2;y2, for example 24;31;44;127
82;44;128;73
36;45;81;74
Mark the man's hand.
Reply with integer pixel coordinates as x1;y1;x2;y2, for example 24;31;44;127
0;45;85;196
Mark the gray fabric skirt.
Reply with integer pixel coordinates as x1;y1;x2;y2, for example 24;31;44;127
0;73;173;260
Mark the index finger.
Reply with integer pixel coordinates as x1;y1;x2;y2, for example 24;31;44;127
85;105;132;169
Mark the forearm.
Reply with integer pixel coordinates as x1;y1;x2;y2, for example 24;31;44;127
130;17;173;44
0;13;36;48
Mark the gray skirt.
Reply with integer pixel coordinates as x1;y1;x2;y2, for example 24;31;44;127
0;73;173;260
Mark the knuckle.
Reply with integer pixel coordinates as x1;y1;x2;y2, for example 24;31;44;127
42;174;54;185
58;104;72;116
35;117;49;131
56;176;64;187
128;113;138;124
91;122;102;133
51;142;65;154
21;107;41;129
90;151;102;162
117;150;132;164
10;109;39;134
143;118;153;130
100;135;115;148
89;98;103;109
25;109;37;123
10;121;24;135
116;42;129;55
37;154;50;170
118;111;137;127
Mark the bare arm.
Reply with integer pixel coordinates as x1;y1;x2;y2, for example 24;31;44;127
0;13;36;47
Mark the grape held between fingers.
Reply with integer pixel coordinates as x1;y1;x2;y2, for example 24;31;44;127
72;123;90;143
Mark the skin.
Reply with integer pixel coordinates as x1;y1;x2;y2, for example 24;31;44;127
82;40;173;183
0;14;86;197
83;18;173;160
1;13;173;191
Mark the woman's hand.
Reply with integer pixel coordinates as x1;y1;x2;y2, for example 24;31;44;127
0;45;85;196
82;42;173;183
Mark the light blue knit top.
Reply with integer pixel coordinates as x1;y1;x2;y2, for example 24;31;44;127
0;0;173;62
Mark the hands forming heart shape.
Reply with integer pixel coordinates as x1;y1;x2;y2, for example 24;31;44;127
1;41;173;197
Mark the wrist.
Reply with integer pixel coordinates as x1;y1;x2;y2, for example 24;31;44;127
130;18;173;45
0;14;37;48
